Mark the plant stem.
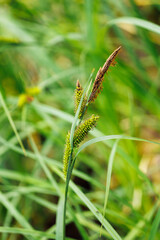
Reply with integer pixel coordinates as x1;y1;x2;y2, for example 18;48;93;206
63;150;73;239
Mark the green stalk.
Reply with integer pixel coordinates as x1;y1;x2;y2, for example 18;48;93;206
63;149;73;239
62;71;94;239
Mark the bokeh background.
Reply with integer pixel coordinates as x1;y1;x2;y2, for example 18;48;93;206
0;0;160;239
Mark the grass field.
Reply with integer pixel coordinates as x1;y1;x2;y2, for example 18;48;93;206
0;0;160;239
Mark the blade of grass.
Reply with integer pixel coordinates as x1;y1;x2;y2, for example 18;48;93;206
0;227;55;239
2;196;20;240
28;135;61;196
100;139;119;236
75;213;110;238
148;206;160;240
56;196;65;240
108;17;160;35
75;134;158;190
6;186;57;198
39;66;82;89
0;169;52;189
105;3;157;89
75;135;160;157
0;92;26;155
27;194;57;212
32;101;74;123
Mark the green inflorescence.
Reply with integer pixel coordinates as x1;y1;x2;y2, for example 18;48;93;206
73;114;99;148
63;132;71;178
74;80;87;119
63;115;99;178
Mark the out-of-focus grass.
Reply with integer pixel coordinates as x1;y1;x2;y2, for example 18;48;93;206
0;0;160;239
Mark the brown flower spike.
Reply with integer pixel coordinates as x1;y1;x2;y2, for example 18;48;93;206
89;46;121;103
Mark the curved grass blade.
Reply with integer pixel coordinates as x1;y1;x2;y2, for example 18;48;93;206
100;140;119;236
39;66;82;89
108;17;160;35
76;135;160;157
32;101;74;123
70;181;122;240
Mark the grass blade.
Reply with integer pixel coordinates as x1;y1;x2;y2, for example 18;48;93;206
56;196;65;240
0;227;55;239
0;92;26;155
100;140;119;235
108;17;160;35
76;135;160;157
148;207;160;240
28;135;61;195
70;181;122;240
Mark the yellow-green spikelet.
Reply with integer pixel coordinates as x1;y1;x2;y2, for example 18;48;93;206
74;80;87;119
63;132;71;178
73;114;99;147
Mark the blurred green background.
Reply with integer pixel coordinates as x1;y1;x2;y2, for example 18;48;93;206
0;0;160;239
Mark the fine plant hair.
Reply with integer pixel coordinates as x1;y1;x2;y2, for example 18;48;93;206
62;46;121;238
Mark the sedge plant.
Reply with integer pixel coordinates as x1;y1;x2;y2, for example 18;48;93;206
62;46;122;239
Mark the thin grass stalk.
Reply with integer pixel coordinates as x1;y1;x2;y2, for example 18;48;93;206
63;150;73;239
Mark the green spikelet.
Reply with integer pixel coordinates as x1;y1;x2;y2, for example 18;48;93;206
74;80;87;119
63;132;71;178
73;114;99;147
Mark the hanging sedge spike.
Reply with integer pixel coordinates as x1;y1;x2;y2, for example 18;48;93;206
89;46;121;103
63;132;71;178
74;80;87;119
73;114;99;147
